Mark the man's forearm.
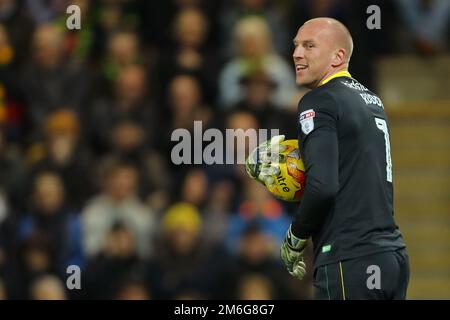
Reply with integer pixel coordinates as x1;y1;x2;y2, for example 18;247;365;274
292;129;339;238
291;181;337;238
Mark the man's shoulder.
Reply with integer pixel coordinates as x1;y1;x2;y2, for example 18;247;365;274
315;76;377;96
298;85;337;114
299;75;358;102
305;77;382;107
330;77;386;111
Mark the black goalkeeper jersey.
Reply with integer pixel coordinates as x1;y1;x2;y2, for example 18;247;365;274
292;73;406;269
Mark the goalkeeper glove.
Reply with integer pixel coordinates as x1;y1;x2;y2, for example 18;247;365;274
280;224;307;280
245;135;287;186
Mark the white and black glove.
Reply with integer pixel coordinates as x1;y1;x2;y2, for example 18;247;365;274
245;135;286;186
280;224;307;280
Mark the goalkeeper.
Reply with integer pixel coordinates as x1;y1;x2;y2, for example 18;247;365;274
247;18;409;299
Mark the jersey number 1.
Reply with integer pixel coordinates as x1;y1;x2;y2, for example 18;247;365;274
375;118;392;183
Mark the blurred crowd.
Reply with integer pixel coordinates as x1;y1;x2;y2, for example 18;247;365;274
0;0;449;300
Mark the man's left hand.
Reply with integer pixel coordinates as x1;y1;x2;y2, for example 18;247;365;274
280;225;308;280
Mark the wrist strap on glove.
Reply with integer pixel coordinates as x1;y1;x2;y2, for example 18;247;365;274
286;225;307;252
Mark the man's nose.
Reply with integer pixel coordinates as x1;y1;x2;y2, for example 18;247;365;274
292;46;304;61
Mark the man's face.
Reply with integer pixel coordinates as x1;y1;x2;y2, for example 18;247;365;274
292;24;335;88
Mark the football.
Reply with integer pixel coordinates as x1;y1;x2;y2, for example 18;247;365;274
247;139;306;202
266;139;306;202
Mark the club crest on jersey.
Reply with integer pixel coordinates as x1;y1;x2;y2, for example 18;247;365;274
299;109;315;135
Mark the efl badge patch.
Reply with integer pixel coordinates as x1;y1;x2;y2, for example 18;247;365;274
299;109;315;135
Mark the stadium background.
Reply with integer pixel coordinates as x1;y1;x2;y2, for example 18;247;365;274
0;0;449;300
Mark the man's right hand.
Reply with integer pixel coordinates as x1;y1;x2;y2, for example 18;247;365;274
245;135;286;186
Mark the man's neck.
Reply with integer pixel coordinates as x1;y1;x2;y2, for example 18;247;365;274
317;66;351;87
318;66;350;87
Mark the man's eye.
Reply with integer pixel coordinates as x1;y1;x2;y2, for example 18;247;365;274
307;44;314;49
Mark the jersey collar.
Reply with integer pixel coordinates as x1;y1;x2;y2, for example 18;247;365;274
320;70;352;86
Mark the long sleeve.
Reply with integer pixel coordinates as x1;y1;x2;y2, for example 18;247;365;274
291;90;339;239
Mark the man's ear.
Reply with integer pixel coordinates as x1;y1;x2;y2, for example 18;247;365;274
331;48;346;67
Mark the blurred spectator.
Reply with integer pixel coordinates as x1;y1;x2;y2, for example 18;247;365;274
108;117;170;201
110;118;146;158
25;109;94;210
236;68;278;111
157;7;219;104
25;0;94;66
235;273;275;300
29;274;67;300
225;110;261;167
158;73;212;173
25;0;67;24
219;16;297;109
0;0;34;66
95;0;142;33
82;222;146;299
146;202;228;299
19;23;89;140
81;160;156;259
180;168;208;208
225;180;291;254
87;0;145;71
17;171;83;269
143;152;172;215
171;8;210;71
99;30;143;94
88;64;157;155
232;68;298;138
174;168;230;244
202;179;235;246
394;0;450;55
224;223;311;299
11;233;60;299
141;0;223;51
166;73;212;133
203;110;261;207
221;0;290;56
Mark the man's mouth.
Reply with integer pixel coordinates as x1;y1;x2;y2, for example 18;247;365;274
295;64;308;71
